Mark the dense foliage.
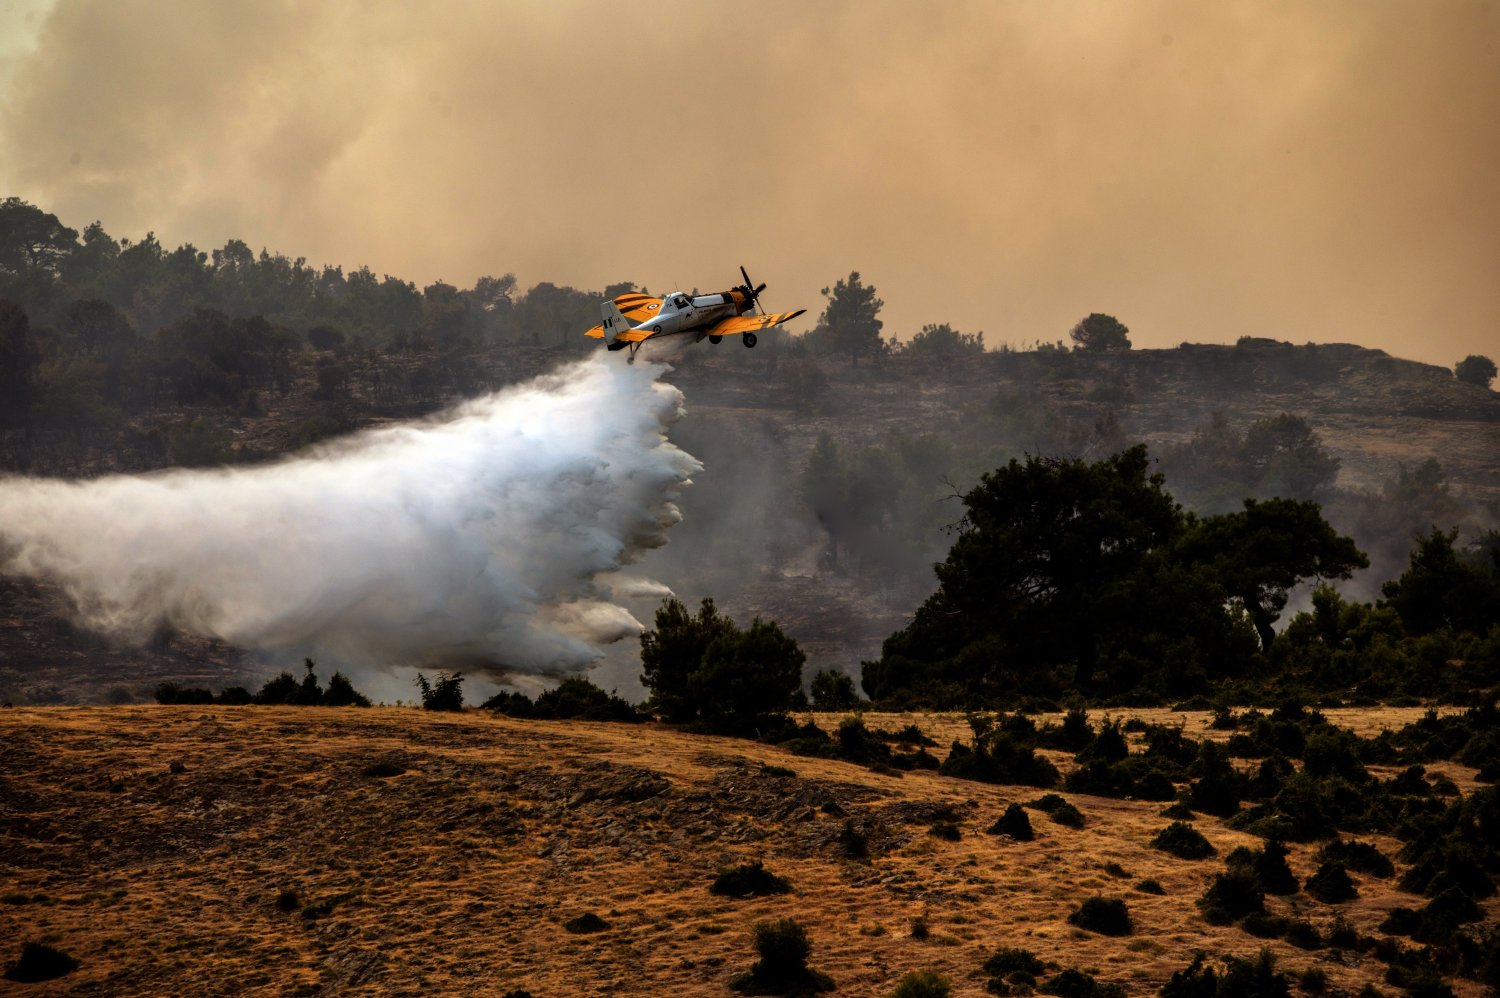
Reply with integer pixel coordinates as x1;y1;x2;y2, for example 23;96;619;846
639;597;805;734
864;446;1371;707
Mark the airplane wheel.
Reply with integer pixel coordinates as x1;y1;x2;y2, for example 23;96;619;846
709;335;723;344
652;324;662;334
743;332;758;348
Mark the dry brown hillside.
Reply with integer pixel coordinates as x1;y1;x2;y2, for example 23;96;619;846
2;707;1492;996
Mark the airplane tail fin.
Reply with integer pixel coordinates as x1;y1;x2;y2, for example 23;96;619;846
600;300;632;350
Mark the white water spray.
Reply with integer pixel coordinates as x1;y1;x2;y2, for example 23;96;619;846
0;355;700;677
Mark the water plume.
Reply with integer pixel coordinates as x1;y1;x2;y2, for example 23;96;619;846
0;354;699;677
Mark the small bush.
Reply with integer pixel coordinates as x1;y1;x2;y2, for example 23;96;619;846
983;947;1047;979
809;669;859;711
322;672;371;707
1283;919;1322;950
909;915;930;940
887;968;951;998
529;677;641;722
415;671;464;711
1152;821;1216;859
1067;896;1132;936
1161;949;1290;998
1026;794;1085;827
1305;862;1357;903
838;820;868;859
216;686;253;705
711;861;792;899
361;760;406;779
255;671;298;705
988;803;1035;841
1255;840;1299;896
1299;967;1328;993
1240;913;1289;939
1040;967;1127;997
1326;915;1358;950
155;682;214;705
274;889;300;913
927;820;962;841
3;942;79;983
731;918;834;995
1198;870;1265;924
1315;839;1393;878
562;912;609;934
1135;879;1166;895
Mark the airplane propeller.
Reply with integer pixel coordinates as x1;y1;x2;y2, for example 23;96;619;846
739;265;768;316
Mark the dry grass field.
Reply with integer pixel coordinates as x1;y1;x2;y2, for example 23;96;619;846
1;706;1492;996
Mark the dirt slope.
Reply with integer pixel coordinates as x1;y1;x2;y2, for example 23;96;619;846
2;707;1491;996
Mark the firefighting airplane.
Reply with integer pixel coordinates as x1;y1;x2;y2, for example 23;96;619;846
585;266;805;360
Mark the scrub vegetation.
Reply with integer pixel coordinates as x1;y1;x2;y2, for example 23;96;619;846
2;199;1499;994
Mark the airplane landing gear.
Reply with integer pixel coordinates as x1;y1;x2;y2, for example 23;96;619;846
743;332;758;348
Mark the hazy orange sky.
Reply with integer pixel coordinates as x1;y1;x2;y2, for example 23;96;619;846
1;0;1496;365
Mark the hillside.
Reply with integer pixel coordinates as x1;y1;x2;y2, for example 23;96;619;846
3;705;1493;995
2;338;1497;705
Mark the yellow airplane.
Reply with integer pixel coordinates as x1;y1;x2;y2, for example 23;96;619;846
585;266;805;361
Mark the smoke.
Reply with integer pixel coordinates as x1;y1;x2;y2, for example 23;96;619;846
0;354;700;678
2;1;1498;364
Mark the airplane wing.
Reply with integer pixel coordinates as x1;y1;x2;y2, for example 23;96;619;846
584;292;664;338
704;309;807;337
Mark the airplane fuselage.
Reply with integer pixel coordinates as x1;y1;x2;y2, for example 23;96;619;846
623;291;747;341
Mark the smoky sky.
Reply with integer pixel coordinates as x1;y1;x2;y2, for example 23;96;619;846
1;0;1496;365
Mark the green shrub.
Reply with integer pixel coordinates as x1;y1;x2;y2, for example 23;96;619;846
255;671;298;705
983;947;1047;979
886;968;951;998
988;804;1035;841
1316;839;1393;878
1040;967;1126;997
155;682;213;705
809;669;859;711
838;819;868;859
1305;862;1357;903
711;861;792;899
1067;896;1132;936
562;912;608;934
1283;919;1322;950
927;821;961;841
1198;870;1265;924
1298;967;1328;993
1151;821;1215;859
482;690;534;717
940;733;1060;788
1240;913;1289;939
415;671;464;711
1326;915;1359;950
1161;949;1290;998
730;918;834;995
322;672;371;707
1025;794;1084;827
3;942;78;983
530;677;641;722
1227;840;1298;895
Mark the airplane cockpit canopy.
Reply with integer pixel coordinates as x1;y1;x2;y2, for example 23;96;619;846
671;295;690;310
